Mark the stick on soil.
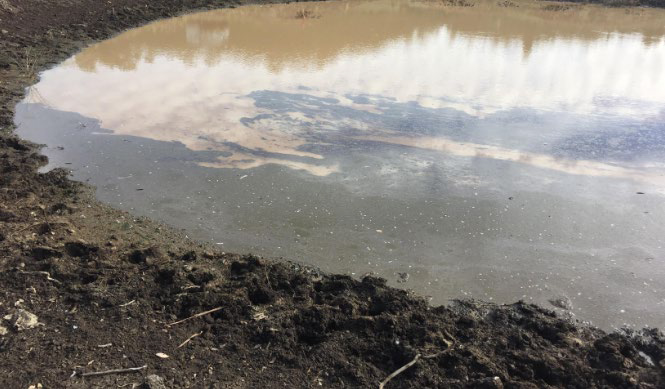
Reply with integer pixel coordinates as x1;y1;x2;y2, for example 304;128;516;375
76;364;147;378
177;331;203;349
19;270;61;284
166;307;222;327
378;354;421;389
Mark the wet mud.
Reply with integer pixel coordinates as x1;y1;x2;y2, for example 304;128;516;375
2;0;665;388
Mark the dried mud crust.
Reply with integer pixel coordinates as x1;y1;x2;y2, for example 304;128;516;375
1;0;665;388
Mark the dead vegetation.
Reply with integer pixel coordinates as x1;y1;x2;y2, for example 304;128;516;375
294;8;319;19
545;0;665;7
440;0;475;6
542;3;574;10
21;47;39;82
498;0;519;6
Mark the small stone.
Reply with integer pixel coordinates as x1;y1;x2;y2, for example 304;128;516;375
142;374;168;389
564;336;584;347
475;376;503;388
155;352;169;359
0;325;7;336
1;29;8;34
4;309;40;331
202;251;215;259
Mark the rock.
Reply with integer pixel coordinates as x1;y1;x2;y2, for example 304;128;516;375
4;309;40;331
202;251;215;259
468;376;504;388
142;374;168;389
565;336;584;347
0;325;7;336
474;376;503;388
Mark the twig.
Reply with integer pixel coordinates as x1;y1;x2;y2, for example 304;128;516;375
166;307;222;327
177;331;203;349
118;300;136;307
19;270;61;284
8;222;42;238
76;364;147;378
422;335;456;359
379;354;421;389
379;333;456;388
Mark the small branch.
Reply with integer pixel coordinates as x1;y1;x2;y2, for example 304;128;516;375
19;270;61;284
8;222;42;238
379;334;456;388
166;307;222;327
118;300;136;307
75;364;147;378
177;331;203;349
379;354;421;389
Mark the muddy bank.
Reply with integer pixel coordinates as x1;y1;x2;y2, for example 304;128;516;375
1;0;665;388
553;0;665;8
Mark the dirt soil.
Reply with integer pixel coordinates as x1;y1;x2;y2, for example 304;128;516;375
1;0;665;388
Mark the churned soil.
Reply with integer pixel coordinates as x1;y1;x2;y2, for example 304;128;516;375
1;0;665;388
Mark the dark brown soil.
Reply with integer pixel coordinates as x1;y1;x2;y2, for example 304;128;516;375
1;0;665;388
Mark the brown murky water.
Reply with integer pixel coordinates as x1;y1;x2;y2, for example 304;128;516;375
16;0;665;329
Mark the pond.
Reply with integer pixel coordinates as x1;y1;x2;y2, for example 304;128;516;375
15;0;665;330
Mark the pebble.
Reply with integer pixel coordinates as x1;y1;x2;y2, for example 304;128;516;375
143;375;168;389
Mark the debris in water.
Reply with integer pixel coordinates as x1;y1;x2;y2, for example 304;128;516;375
548;296;573;310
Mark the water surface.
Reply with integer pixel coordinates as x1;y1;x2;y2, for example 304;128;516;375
15;0;665;329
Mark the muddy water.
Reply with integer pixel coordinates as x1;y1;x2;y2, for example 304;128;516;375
15;0;665;329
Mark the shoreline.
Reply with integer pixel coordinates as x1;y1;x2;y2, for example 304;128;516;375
1;0;665;387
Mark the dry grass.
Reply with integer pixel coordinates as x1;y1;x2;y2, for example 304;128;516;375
497;0;519;7
440;0;475;7
294;8;319;19
22;47;39;82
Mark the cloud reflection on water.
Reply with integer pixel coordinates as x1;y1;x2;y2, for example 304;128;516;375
24;0;665;178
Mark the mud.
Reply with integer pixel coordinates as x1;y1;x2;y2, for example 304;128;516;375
1;0;665;388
